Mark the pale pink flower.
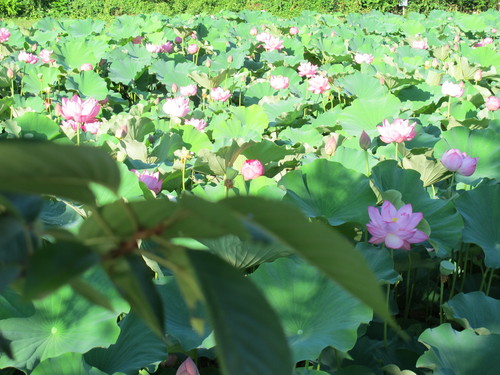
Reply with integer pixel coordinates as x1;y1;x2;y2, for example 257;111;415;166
132;170;163;194
411;40;428;49
263;36;284;51
241;160;264;180
185;118;207;131
146;43;161;53
324;133;339;156
289;26;299;35
441;81;464;98
187;44;199;54
377;118;416;144
175;37;182;44
61;119;80;131
18;51;39;64
298;61;318;78
250;27;258;36
210;87;232;102
269;75;290;90
163;96;190;118
474;37;494;47
0;28;10;43
485;96;500;111
60;94;101;123
80;63;93;71
115;124;128;138
440;149;478;176
161;42;173;53
474;69;483;82
39;49;55;64
82;120;101;134
492;28;497;34
190;32;197;40
256;32;272;43
176;357;199;375
180;84;198;97
367;201;428;250
131;36;144;44
307;74;330;94
354;53;374;64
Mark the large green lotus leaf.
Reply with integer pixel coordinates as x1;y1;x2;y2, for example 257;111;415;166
356;243;402;285
279;159;377;226
338;94;401;137
187;250;294;375
14;113;61;141
244;81;276;105
443;292;500;334
108;58;147;86
178;125;211;153
279;125;324;147
106;16;144;39
0;140;120;205
22;65;59;94
66;71;108;101
232;176;287;200
417;324;500;375
461;44;500;69
31;352;114;375
401;154;450;187
371;161;463;256
201;234;293;269
335;72;387;99
330;147;378;176
53;40;98;70
242;140;295;165
67;19;105;38
454;183;500;268
397;83;440;112
262;98;305;126
211;105;269;143
0;267;127;371
449;101;477;122
433;127;500;183
251;257;372;362
150;60;194;88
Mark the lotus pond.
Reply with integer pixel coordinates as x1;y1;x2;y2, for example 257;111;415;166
0;8;499;375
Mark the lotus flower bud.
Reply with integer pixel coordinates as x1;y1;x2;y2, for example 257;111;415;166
241;159;264;180
6;67;14;79
289;26;299;35
474;69;482;82
485;96;500;111
250;27;258;36
176;357;199;375
175;36;182;44
187;44;199;54
31;43;37;52
227;55;233;63
432;58;439;68
454;34;460;43
205;58;211;68
359;131;371;150
324;133;339;156
172;83;178;94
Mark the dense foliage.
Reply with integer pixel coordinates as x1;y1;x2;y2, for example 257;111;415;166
0;0;498;18
0;8;499;375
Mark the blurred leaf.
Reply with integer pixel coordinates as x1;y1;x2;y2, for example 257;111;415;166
31;353;112;375
14;112;61;140
356;243;402;285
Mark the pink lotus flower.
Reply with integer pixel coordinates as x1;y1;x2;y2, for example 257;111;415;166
249;27;258;36
60;94;101;123
80;63;93;71
187;44;199;54
256;32;272;43
411;40;428;49
474;37;494;47
0;28;10;43
39;49;55;64
474;69;483;82
18;51;39;64
354;53;374;64
367;201;428;250
270;75;290;90
289;26;299;35
163;96;191;118
441;81;464;98
298;61;318;78
132;170;163;194
180;84;198;97
82;120;101;134
307;74;330;94
185;118;207;131
263;36;284;51
441;149;478;176
131;36;144;44
324;133;339;156
241;159;264;180
377;118;417;144
61;119;80;131
176;357;199;375
146;43;161;53
161;42;173;53
175;37;183;44
210;87;232;102
485;96;500;111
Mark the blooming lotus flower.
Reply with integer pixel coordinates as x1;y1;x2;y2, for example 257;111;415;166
263;36;284;51
367;201;428;250
61;119;80;131
256;32;272;43
163;97;190;118
210;87;232;102
39;49;55;64
0;28;10;43
185;118;207;131
18;51;39;64
241;159;264;180
60;94;101;123
441;81;464;98
180;84;198;97
474;37;494;47
289;26;299;35
160;42;173;53
485;96;500;111
146;43;161;53
82;120;101;134
377;119;416;144
132;170;163;194
80;63;93;71
270;75;290;90
354;53;374;64
187;44;199;54
298;61;318;78
307;74;330;94
176;357;199;375
441;149;478;176
411;40;428;49
131;36;144;44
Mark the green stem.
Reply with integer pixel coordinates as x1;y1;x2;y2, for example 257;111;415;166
304;360;309;370
76;123;81;146
459;246;469;293
404;252;412;321
244;179;251;196
181;160;186;192
431;184;436;198
447;96;451;119
449;250;461;299
479;267;490;293
439;276;445;324
394;142;398;162
447;173;456;198
384;282;390;347
363;151;370;176
486;269;494;296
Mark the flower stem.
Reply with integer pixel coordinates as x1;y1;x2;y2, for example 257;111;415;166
439;276;445;324
486;269;494;296
76;124;81;146
244;180;250;196
404;252;412;321
459;245;469;293
479;267;490;292
394;142;398;162
447;96;451;119
181;160;186;192
384;247;394;347
364;150;370;176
